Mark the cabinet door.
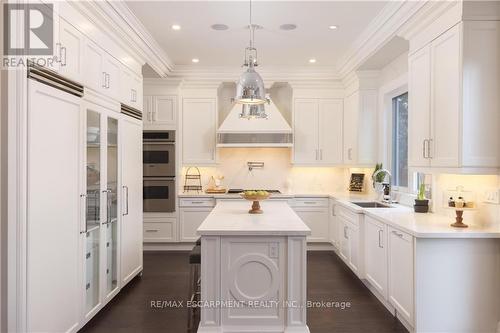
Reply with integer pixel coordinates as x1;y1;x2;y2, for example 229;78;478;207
364;216;387;297
182;98;216;164
430;25;460;167
338;217;350;263
120;117;143;285
347;222;360;275
328;203;338;248
388;227;414;325
179;208;212;242
408;45;431;167
58;19;85;83
143;95;153;125
343;92;359;163
154;96;176;125
293;99;319;164
319;99;343;164
103;55;121;100
294;208;329;242
84;41;105;92
27;80;83;333
132;74;143;111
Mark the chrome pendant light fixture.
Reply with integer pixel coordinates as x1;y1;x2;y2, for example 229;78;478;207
235;0;268;119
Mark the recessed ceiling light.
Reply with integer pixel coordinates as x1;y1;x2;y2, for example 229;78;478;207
328;25;338;30
211;24;229;31
309;58;317;64
171;24;181;31
280;24;297;31
192;58;199;63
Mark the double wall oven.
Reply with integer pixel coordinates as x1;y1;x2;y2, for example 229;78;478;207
143;130;176;212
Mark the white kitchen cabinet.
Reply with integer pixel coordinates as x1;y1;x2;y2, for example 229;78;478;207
84;41;106;93
343;90;377;165
408;45;431;167
182;98;217;165
293;99;319;163
120;116;143;285
103;54;121;101
293;99;343;165
179;198;215;242
143;217;177;242
143;95;177;128
180;208;213;242
120;67;143;111
26;79;83;333
364;216;388;298
408;22;500;169
388;227;414;325
328;200;339;249
337;216;360;275
293;198;329;242
58;18;85;83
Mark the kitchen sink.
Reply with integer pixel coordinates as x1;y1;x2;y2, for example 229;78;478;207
351;201;393;208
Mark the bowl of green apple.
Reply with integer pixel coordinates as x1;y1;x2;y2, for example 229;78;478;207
240;190;270;214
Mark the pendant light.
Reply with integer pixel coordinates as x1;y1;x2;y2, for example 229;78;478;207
234;0;268;115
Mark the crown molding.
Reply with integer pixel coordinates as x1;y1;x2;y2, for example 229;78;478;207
74;1;173;77
336;0;426;80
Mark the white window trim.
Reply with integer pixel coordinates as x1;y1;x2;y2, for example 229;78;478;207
378;75;411;194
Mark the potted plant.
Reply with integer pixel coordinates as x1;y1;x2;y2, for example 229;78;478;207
414;183;429;213
372;163;386;189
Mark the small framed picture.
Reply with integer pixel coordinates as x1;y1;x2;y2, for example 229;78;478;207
349;173;365;192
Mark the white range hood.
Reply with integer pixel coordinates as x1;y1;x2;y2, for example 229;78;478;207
217;99;293;147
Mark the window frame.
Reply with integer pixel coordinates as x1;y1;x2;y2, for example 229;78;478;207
381;84;411;194
391;92;409;191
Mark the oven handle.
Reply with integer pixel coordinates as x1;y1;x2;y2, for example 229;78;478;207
143;177;176;181
143;141;175;145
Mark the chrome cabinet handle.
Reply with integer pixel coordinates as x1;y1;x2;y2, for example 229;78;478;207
423;140;427;158
348;148;352;160
344;226;348;239
80;194;87;234
102;72;107;88
315;149;318;160
122;185;129;216
102;189;112;224
319;149;323;160
378;229;383;248
145;229;159;233
427;139;433;159
191;201;205;204
61;46;67;66
392;230;403;238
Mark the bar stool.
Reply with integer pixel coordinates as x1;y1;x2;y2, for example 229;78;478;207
187;239;201;331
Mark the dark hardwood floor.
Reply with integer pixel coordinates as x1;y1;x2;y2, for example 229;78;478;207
80;251;407;333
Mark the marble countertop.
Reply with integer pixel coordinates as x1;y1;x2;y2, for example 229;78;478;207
197;201;311;236
182;190;500;238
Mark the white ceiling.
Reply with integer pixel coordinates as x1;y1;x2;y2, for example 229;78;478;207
126;1;389;69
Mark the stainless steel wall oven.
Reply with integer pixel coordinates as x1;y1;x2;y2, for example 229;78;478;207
143;130;176;212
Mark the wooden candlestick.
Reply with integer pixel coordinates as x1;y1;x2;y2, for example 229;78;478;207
450;210;468;228
249;200;263;214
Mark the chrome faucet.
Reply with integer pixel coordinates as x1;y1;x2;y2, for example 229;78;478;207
372;168;392;203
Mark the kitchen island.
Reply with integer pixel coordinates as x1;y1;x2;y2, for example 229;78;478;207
196;200;311;333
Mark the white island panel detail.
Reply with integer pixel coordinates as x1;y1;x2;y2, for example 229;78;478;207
197;201;310;333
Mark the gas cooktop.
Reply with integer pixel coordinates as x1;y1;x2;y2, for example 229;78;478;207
227;189;282;194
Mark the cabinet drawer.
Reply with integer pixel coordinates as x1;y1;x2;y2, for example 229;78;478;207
143;222;176;242
336;205;360;226
389;227;412;242
293;198;329;207
179;198;215;207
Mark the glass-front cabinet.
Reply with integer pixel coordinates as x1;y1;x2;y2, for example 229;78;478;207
84;106;121;321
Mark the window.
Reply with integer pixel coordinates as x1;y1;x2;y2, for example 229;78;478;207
391;92;408;188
